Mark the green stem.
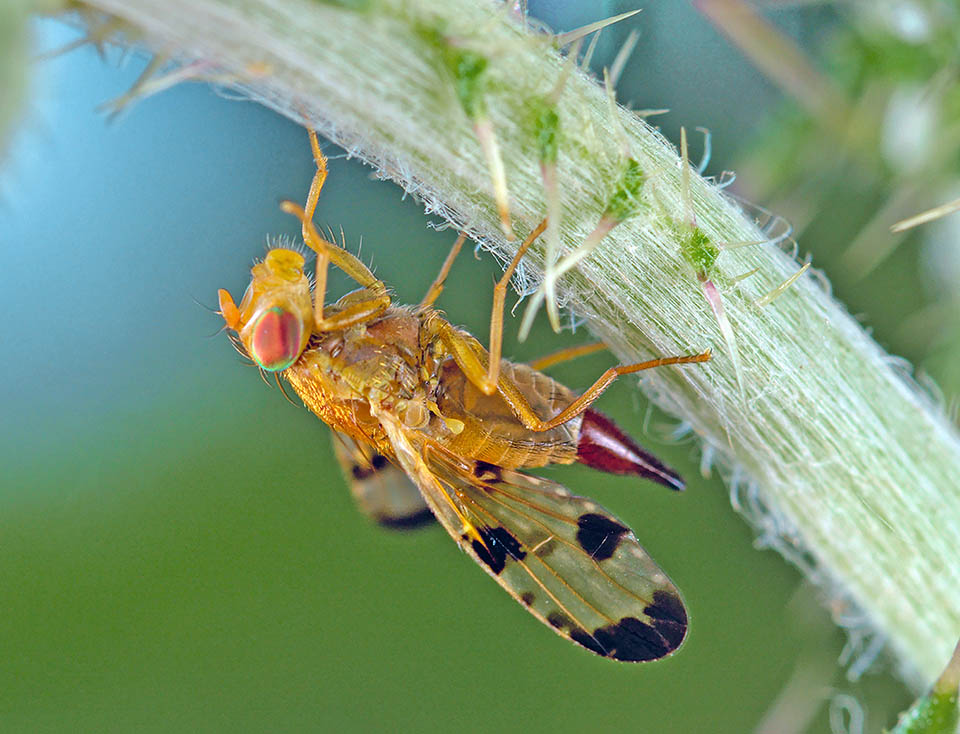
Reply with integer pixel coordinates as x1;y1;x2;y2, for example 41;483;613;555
75;0;960;687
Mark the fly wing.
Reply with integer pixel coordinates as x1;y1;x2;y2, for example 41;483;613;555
374;411;485;546
375;410;686;662
331;430;433;529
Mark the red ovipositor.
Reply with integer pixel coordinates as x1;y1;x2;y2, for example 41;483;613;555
577;409;685;491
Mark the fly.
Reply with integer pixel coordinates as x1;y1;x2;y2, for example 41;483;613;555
217;130;711;662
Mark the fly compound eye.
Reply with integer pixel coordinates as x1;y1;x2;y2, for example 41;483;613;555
250;306;303;371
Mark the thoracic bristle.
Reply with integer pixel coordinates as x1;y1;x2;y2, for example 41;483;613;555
576;409;685;490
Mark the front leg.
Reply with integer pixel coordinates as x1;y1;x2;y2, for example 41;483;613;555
314;285;391;332
281;200;391;332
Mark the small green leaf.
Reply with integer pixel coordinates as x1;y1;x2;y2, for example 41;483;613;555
604;158;646;222
415;23;489;120
444;48;487;119
528;97;559;164
680;226;719;276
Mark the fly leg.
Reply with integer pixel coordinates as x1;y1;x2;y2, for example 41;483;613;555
421;231;467;308
516;350;712;431
423;219;547;397
303;129;328;236
277;129;391;333
483;218;548;393
311;286;392;331
428;317;561;431
436;319;710;432
431;219;547;396
528;342;607;371
281;198;391;333
300;129;335;329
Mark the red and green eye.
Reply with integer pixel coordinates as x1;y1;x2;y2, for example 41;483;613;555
249;307;303;371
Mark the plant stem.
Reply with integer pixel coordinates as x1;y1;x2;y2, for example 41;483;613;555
76;0;960;686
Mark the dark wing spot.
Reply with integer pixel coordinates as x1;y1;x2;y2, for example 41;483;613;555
351;453;389;480
472;525;526;575
576;513;630;561
351;464;374;480
644;590;687;625
472;460;503;484
520;592;535;607
547;612;573;630
643;590;688;649
378;507;435;530
569;627;607;656
593;617;675;662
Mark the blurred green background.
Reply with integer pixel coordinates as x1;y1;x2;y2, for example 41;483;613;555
4;2;949;731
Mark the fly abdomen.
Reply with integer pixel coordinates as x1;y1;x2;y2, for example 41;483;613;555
576;409;685;491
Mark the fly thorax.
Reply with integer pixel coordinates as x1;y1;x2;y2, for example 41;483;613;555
302;350;353;403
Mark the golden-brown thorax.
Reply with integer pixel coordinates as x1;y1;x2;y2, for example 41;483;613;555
283;306;580;470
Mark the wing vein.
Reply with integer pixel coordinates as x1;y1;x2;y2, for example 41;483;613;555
452;485;612;655
454;485;616;625
467;479;654;605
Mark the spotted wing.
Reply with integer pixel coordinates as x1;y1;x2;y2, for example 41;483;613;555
375;410;686;662
330;430;433;529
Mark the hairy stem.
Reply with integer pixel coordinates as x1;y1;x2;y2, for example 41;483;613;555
75;0;960;686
